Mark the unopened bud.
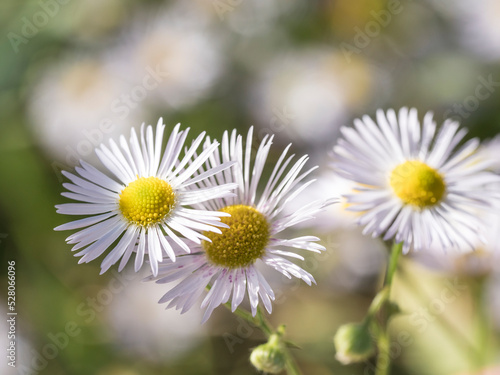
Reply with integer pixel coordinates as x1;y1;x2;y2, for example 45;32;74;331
333;322;375;364
250;333;286;374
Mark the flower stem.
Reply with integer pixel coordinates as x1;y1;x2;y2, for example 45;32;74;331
374;328;390;375
225;303;303;375
385;242;402;288
367;287;390;319
231;304;263;328
374;241;403;375
284;351;302;375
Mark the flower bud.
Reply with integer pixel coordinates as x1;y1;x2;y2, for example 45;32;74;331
333;322;375;364
250;333;286;374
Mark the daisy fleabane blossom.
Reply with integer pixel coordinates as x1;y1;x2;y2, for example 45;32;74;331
147;127;335;322
332;107;500;253
55;119;237;276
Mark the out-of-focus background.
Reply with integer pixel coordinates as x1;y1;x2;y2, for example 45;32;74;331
1;0;500;374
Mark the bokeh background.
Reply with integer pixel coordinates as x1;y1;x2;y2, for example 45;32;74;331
1;0;500;374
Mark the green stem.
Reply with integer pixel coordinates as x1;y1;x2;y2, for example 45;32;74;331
366;242;402;321
230;304;263;327
373;241;402;375
226;303;274;337
374;328;390;375
385;242;402;288
256;308;274;337
284;351;302;375
367;287;390;319
224;303;303;375
277;325;302;375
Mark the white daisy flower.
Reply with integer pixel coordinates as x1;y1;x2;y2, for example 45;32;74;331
148;127;334;322
332;107;500;254
55;119;236;276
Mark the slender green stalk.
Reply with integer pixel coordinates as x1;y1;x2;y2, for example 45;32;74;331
373;241;403;375
385;242;403;288
367;287;390;319
224;302;303;375
230;304;263;327
276;325;302;375
223;303;274;337
256;308;274;337
284;351;302;375
374;327;390;375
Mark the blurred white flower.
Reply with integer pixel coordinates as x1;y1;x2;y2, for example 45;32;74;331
28;54;144;164
172;0;299;35
221;0;300;36
459;0;500;60
432;0;500;61
250;48;373;144
111;5;225;109
105;275;206;362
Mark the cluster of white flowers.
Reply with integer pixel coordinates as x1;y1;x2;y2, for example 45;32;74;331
56;108;499;322
56;119;332;321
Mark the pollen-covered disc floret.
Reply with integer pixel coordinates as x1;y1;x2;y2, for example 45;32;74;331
119;177;175;226
55;119;237;276
204;205;270;268
390;161;446;208
149;127;334;323
332;107;500;253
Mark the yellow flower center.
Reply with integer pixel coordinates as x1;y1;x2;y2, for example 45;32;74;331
119;177;175;227
203;205;270;268
390;161;446;208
